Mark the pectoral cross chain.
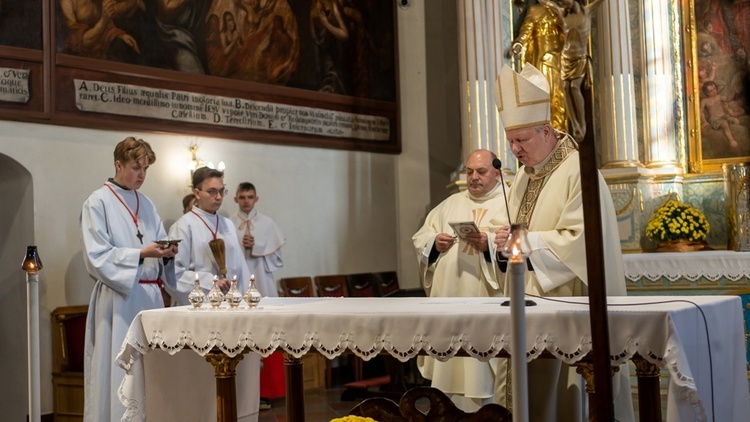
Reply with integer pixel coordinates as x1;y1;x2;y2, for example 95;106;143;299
104;183;143;245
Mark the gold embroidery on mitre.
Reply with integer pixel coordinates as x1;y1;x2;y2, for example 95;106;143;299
496;64;551;131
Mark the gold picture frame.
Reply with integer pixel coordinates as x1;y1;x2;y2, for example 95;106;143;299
683;0;750;173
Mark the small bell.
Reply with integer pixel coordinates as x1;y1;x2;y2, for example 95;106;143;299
226;275;243;308
207;275;225;308
244;274;262;308
188;273;206;308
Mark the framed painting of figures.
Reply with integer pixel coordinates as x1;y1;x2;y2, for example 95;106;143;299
0;1;43;50
0;1;46;116
684;0;750;172
0;0;400;153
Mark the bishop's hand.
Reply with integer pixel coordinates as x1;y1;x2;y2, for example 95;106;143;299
494;225;510;250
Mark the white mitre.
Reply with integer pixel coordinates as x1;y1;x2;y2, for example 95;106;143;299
495;64;551;130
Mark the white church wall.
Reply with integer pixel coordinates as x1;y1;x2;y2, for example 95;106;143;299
0;0;440;417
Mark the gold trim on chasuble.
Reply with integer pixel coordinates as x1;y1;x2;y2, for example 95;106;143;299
515;136;578;224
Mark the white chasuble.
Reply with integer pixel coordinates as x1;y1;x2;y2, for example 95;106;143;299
496;135;633;422
412;183;509;409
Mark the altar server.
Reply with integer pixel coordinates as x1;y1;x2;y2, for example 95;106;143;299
169;167;251;302
230;181;286;409
80;136;177;422
169;166;260;421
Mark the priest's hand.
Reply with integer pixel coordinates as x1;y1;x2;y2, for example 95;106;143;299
434;233;456;252
465;231;489;252
494;226;510;250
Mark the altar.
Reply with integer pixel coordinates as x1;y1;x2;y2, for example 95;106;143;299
623;250;750;375
116;296;750;422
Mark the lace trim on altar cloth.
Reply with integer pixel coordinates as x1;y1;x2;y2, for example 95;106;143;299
662;344;706;421
623;251;750;282
117;380;140;422
116;329;708;421
624;268;750;282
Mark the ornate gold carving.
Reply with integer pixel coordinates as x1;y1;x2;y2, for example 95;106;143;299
205;351;244;378
574;362;596;394
574;361;620;395
284;354;302;365
632;357;661;377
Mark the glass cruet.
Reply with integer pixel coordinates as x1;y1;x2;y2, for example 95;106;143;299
187;273;205;308
243;274;262;308
226;275;244;308
207;275;225;308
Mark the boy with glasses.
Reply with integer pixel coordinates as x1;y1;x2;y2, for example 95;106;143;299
168;166;261;418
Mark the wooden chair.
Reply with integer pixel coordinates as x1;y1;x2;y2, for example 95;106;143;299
51;305;89;422
345;273;380;297
279;276;315;297
373;271;400;296
314;274;349;297
349;386;512;421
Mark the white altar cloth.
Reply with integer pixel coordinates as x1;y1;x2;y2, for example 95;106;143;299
622;250;750;282
116;296;750;421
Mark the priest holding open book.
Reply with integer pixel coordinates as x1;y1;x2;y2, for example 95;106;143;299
412;149;509;412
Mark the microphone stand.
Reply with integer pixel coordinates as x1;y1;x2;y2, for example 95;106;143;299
493;158;512;224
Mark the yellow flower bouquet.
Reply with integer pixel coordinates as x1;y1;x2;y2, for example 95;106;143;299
645;199;711;251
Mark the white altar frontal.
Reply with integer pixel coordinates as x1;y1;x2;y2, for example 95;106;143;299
116;296;750;422
623;250;750;385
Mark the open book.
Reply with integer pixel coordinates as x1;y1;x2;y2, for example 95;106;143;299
449;221;479;240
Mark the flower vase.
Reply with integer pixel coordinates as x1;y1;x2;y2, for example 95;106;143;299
244;274;262;308
187;274;205;308
226;275;244;308
656;239;711;252
207;275;225;308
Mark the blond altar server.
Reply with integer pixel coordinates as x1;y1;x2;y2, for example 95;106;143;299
167;166;260;421
230;182;285;298
412;149;509;412
493;64;634;421
80;137;178;422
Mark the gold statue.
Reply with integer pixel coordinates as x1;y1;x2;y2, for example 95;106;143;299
511;3;567;132
539;0;604;141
